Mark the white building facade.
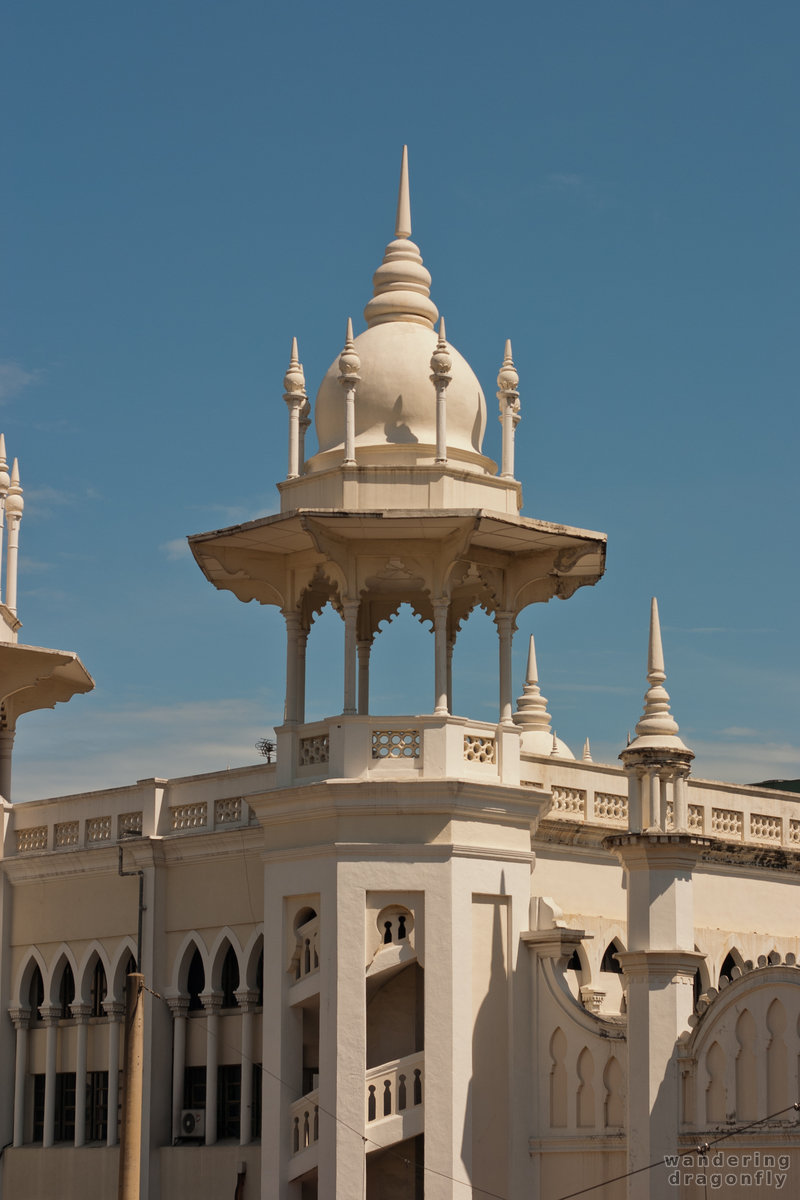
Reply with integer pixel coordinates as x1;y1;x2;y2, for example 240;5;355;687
0;151;798;1200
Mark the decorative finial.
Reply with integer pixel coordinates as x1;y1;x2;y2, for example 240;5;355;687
6;459;23;519
497;339;520;396
430;316;452;380
395;145;412;239
364;148;439;329
550;730;559;757
583;738;593;762
283;336;306;397
512;635;553;733
633;597;680;739
0;435;8;497
338;318;361;381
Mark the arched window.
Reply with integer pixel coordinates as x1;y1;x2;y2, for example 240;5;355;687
256;949;263;1008
187;949;205;1012
59;963;75;1019
90;959;107;1018
221;946;239;1008
719;952;737;988
28;965;44;1022
600;942;623;974
566;949;582;972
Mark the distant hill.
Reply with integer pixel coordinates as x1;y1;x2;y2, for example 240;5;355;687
752;778;800;794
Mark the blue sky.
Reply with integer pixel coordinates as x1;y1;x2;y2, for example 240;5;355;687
3;1;799;799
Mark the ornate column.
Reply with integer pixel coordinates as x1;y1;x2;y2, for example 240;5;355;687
104;1000;124;1146
283;610;300;726
299;399;311;473
496;611;515;725
338;319;360;467
649;768;662;831
357;639;371;716
5;457;22;615
41;1004;60;1148
0;726;15;802
283;338;308;480
446;637;455;715
297;628;308;725
342;600;359;716
72;1003;91;1146
167;997;189;1143
202;992;222;1146
430;317;451;463
9;1007;29;1147
237;989;259;1146
673;769;689;833
433;600;449;716
497;341;520;480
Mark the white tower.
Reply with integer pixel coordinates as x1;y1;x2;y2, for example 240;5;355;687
191;149;607;1199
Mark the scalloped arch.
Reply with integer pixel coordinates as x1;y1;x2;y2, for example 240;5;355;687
13;947;48;1010
76;942;113;1006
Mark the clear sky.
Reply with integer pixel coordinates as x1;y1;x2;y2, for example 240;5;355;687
3;1;799;800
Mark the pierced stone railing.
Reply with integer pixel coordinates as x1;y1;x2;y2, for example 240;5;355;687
594;792;627;823
16;825;48;853
170;802;208;831
711;807;743;838
118;811;143;837
372;730;420;760
54;821;79;848
87;815;112;843
464;734;495;764
290;1089;319;1155
365;1051;424;1124
299;734;329;766
550;786;586;818
214;796;242;826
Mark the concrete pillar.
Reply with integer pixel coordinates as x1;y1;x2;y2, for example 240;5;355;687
72;1004;91;1146
237;991;258;1147
297;630;308;724
496;612;514;725
446;637;454;714
41;1006;60;1148
649;769;661;831
286;399;302;479
673;771;688;833
0;728;15;803
9;1009;29;1147
167;998;189;1143
433;601;449;716
203;993;222;1146
627;768;642;833
357;639;371;717
342;601;359;716
104;1001;124;1147
284;611;300;726
606;833;708;1200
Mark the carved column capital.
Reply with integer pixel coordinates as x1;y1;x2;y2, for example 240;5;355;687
8;1007;30;1031
166;996;190;1020
70;1003;91;1024
39;1004;61;1026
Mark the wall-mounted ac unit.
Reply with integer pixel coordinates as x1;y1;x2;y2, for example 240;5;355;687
180;1109;205;1138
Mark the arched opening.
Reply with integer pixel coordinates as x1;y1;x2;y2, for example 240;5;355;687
90;958;107;1018
28;964;44;1023
719;951;738;988
366;961;424;1071
367;605;432;716
221;945;240;1009
58;962;75;1019
256;949;263;1008
187;948;205;1012
450;606;497;721
600;942;623;974
303;604;344;722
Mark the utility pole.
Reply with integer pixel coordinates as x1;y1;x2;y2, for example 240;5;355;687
118;971;145;1200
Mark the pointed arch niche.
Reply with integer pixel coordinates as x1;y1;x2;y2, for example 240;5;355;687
366;604;432;716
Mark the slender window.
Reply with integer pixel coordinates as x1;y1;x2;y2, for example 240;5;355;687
90;960;107;1018
217;1064;241;1139
221;946;240;1009
59;963;76;1019
187;950;205;1012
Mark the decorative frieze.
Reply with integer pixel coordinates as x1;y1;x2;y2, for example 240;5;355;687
16;826;47;853
299;734;329;766
54;821;79;848
711;807;743;838
688;804;704;833
372;729;420;759
750;812;782;842
118;811;143;837
214;797;242;826
550;786;586;818
463;734;495;764
594;793;627;823
86;816;112;843
170;802;208;831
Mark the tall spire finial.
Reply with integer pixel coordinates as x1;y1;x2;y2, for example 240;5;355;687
512;634;552;733
395;145;411;239
631;597;686;743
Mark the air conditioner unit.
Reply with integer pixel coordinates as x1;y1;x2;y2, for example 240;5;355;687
180;1109;205;1138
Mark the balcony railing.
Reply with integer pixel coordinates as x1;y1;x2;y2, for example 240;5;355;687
290;1089;319;1155
365;1051;424;1125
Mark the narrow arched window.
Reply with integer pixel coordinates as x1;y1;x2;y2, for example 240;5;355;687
719;952;737;987
600;943;622;974
90;960;107;1018
187;949;205;1012
28;965;44;1022
256;949;263;1008
221;946;239;1008
59;963;75;1019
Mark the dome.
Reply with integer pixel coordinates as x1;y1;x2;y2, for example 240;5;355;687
306;147;494;475
310;322;489;471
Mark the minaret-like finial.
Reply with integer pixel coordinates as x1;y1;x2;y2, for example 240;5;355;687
431;316;452;465
497;338;521;479
283;337;308;480
512;635;552;733
633;597;680;740
395;144;412;239
583;738;593;762
5;457;23;615
363;148;439;330
339;318;361;467
550;730;559;757
0;436;8;497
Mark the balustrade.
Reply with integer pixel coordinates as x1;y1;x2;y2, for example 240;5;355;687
365;1051;424;1124
289;1089;319;1154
